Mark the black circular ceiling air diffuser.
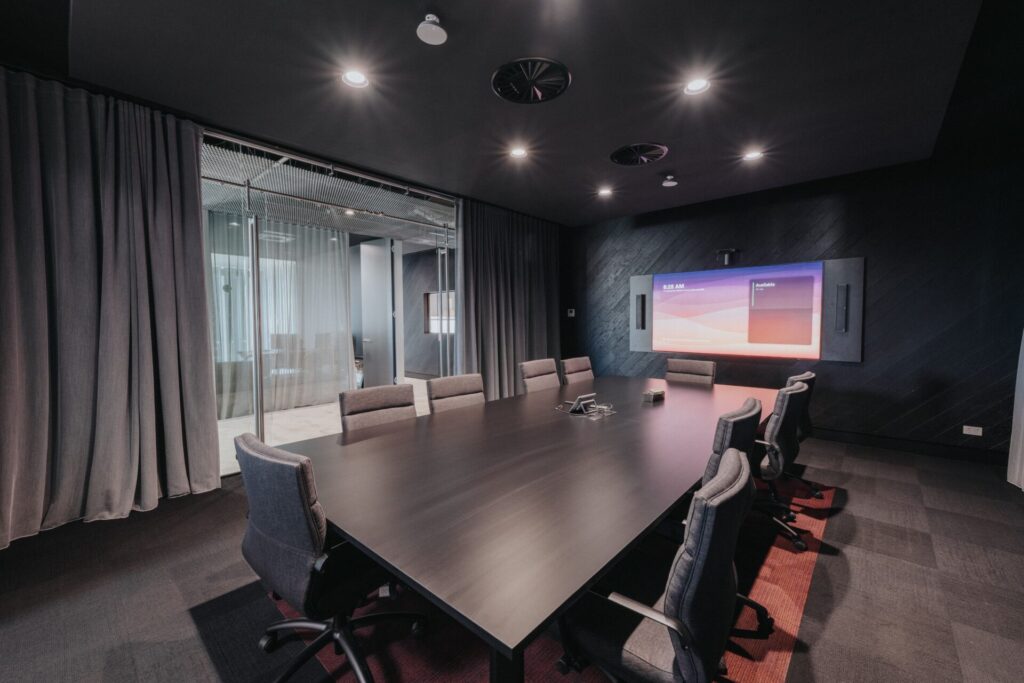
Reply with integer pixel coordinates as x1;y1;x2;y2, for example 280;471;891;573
491;58;572;104
610;143;669;166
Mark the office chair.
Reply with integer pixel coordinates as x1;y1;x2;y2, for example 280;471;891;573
426;373;485;413
665;358;716;385
561;356;595;385
752;382;811;551
234;434;426;683
782;371;822;499
339;384;416;432
516;358;561;394
557;449;754;683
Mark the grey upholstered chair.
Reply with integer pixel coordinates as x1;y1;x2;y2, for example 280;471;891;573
234;434;425;683
559;449;754;683
752;381;811;550
783;371;821;498
561;356;595;385
665;358;717;385
426;373;485;413
517;358;561;394
339;384;416;432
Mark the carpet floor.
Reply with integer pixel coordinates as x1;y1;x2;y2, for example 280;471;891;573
0;438;1021;682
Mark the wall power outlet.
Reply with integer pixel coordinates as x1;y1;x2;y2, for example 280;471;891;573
962;425;983;437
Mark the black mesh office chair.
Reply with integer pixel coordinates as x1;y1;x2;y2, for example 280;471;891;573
235;434;426;683
557;449;754;682
752;382;811;551
782;371;822;499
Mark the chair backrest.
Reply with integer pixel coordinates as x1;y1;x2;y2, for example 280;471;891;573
516;358;561;394
560;356;594;385
665;449;754;683
339;384;417;432
666;359;717;385
702;397;762;485
427;373;485;413
785;371;816;440
235;434;326;616
762;381;809;478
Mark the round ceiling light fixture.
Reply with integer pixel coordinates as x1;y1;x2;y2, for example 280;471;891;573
341;70;369;88
509;147;528;159
610;142;669;166
344;209;356;216
742;149;765;161
492;58;572;104
661;174;679;188
597;186;613;198
684;78;710;95
416;14;448;45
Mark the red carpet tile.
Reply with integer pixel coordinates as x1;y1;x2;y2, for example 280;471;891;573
274;480;834;682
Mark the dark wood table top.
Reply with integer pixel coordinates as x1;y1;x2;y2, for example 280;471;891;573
282;376;778;656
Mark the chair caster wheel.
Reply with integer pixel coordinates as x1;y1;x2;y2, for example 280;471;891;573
792;539;807;552
411;620;426;638
556;654;584;675
555;658;570;675
812;490;823;499
259;634;279;653
785;511;797;522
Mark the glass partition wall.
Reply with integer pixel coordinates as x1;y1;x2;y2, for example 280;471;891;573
201;134;458;474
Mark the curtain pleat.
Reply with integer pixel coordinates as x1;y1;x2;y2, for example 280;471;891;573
461;200;562;399
0;68;219;549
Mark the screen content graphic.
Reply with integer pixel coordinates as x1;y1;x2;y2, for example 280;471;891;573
652;262;823;359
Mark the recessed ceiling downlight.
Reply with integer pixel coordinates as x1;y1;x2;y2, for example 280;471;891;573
742;149;765;161
416;14;448;46
344;209;356;216
684;78;710;95
509;147;528;158
342;70;369;88
492;58;572;104
597;187;613;198
610;143;669;166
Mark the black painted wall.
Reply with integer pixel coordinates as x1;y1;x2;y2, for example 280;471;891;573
561;156;1023;457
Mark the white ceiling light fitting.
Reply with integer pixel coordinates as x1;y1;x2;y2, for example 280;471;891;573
509;147;528;158
342;70;369;88
661;174;678;188
742;149;765;161
683;78;710;95
597;186;613;198
417;14;448;45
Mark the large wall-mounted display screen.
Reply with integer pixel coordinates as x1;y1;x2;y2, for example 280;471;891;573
652;262;824;359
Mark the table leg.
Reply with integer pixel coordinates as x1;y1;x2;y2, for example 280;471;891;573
489;647;523;683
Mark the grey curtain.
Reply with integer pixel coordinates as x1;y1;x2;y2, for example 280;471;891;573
462;200;562;399
0;68;219;549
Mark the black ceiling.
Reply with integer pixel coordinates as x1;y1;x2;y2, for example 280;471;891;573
35;1;987;225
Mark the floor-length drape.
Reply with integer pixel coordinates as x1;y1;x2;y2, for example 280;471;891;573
0;68;219;549
461;200;562;399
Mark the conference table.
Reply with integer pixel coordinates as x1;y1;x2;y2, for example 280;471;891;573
282;376;778;682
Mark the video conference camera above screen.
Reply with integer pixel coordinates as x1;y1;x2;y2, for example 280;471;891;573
652;262;825;360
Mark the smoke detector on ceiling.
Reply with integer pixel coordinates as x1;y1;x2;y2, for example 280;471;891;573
417;14;448;45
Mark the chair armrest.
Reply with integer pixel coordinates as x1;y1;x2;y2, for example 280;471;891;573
592;590;694;647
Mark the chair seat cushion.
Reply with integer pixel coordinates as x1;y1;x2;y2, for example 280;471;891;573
565;592;677;683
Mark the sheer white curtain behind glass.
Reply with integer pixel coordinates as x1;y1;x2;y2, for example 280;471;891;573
259;220;354;446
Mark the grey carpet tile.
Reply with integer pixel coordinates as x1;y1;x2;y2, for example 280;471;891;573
831;486;933;533
788;618;962;683
840;455;921;484
912;453;1007;483
796;439;847;469
920;486;1024;528
925;507;1024;555
932;535;1024;591
918;467;1024;502
802;464;924;504
939;572;1024;641
823;512;938;568
951;622;1024;683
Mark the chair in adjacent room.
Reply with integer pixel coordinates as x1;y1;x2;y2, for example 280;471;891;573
517;358;561;394
561;356;595;385
752;381;811;551
557;449;754;683
782;371;822;498
426;373;486;413
339;384;417;432
665;358;717;385
234;434;426;683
